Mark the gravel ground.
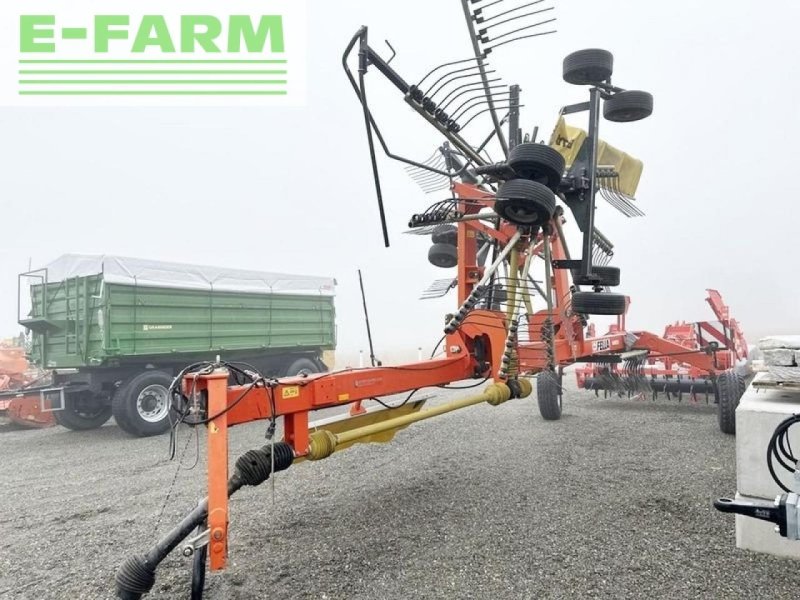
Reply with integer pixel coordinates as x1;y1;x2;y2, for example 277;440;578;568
1;379;799;600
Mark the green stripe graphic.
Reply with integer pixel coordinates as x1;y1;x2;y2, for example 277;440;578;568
19;91;289;96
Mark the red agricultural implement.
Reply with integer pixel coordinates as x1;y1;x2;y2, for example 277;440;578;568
115;3;745;598
575;289;749;425
0;343;54;429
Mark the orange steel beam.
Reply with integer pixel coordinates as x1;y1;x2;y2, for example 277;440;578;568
631;330;716;372
201;354;476;444
202;371;232;571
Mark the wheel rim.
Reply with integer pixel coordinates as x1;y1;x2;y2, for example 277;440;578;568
296;368;313;377
505;204;540;224
136;384;169;422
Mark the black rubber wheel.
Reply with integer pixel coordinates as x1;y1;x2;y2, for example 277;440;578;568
571;291;627;315
112;370;173;437
716;369;744;435
428;243;459;268
507;143;566;191
571;265;621;287
537;370;562;420
563;49;613;85
604;90;653;123
190;524;207;600
54;391;112;431
431;225;457;245
285;357;321;377
495;179;556;226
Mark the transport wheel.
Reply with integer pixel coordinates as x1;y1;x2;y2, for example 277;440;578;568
54;391;112;431
571;291;627;315
494;179;555;226
507;143;566;191
537;370;562;420
563;49;613;85
112;370;173;437
428;243;459;268
571;265;621;287
285;357;320;377
431;225;457;245
604;90;653;123
716;369;744;435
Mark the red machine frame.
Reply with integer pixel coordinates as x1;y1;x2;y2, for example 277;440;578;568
183;182;746;571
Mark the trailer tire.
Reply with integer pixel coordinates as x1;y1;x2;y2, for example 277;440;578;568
495;179;555;226
571;266;621;287
604;90;653;123
507;143;565;191
563;49;613;85
537;370;562;420
716;369;743;435
54;391;112;431
285;358;320;377
112;370;173;437
571;291;627;315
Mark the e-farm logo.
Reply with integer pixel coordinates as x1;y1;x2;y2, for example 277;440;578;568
0;1;306;105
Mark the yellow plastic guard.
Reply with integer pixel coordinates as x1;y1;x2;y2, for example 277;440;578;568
549;116;643;198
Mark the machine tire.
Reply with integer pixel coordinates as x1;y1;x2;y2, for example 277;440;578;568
507;143;566;191
716;369;743;435
537;370;562;420
112;370;173;437
431;225;457;245
495;179;555;226
285;357;321;377
604;90;653;123
563;49;614;85
54;391;112;431
428;243;459;268
572;265;621;287
571;291;627;315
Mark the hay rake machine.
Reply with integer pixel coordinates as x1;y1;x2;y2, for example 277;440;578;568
575;289;750;431
114;2;741;598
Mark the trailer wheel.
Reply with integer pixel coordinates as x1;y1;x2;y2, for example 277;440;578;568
563;49;613;85
537;370;562;420
428;243;459;268
571;291;627;315
54;391;112;431
571;265;621;287
285;358;320;377
112;370;173;437
495;179;555;226
716;369;743;435
604;90;653;123
507;143;566;191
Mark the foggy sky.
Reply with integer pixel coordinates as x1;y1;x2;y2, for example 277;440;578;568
1;0;798;365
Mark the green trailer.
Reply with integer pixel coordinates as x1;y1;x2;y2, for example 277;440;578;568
18;254;336;436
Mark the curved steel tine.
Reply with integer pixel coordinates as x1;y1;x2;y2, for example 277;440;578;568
482;14;555;42
442;85;507;114
479;0;546;26
438;79;503;111
460;102;520;128
415;56;483;89
484;27;556;52
432;65;497;100
450;90;511;122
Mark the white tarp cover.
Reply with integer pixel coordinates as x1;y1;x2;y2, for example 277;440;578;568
40;254;335;297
